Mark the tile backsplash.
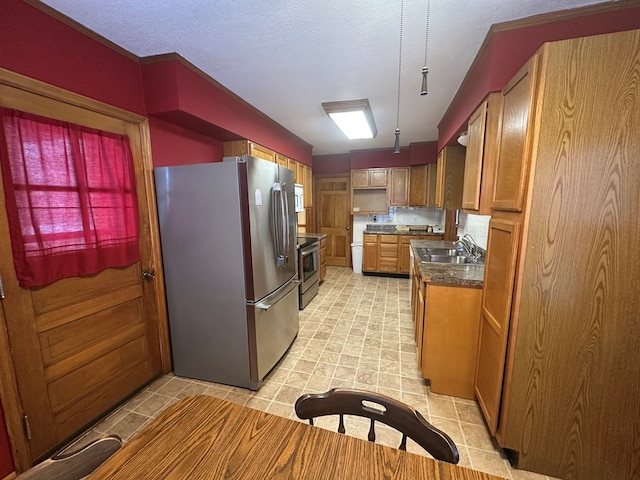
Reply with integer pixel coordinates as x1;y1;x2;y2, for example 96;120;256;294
456;212;490;249
352;207;444;243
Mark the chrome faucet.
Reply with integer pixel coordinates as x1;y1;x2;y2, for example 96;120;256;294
454;234;482;263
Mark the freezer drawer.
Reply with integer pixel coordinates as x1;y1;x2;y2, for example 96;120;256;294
249;279;299;386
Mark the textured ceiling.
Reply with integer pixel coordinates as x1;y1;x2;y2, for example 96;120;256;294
40;0;604;155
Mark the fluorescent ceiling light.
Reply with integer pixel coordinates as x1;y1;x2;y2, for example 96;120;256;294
322;99;377;140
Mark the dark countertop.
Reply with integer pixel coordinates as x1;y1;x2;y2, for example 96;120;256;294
411;240;484;288
296;233;327;249
364;224;444;236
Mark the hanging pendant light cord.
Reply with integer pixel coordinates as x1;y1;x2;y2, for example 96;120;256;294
396;0;404;131
423;0;430;68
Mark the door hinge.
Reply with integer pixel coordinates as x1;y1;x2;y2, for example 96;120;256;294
23;415;32;440
0;274;5;299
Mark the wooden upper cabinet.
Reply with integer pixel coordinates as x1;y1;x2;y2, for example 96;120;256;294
389;167;409;206
276;153;288;167
462;101;488;211
409;163;437;207
491;54;540;212
351;168;388;188
435;146;466;209
287;157;297;181
223;140;276;163
462;93;501;214
303;164;313;207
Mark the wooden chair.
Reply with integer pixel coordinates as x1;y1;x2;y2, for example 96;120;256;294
294;388;459;464
17;435;122;480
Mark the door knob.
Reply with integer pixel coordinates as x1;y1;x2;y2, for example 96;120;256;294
142;271;156;280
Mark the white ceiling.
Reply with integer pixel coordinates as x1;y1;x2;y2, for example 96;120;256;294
41;0;604;156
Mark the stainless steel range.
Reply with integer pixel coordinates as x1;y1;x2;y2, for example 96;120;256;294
297;236;319;309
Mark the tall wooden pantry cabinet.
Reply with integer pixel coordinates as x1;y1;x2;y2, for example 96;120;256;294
474;29;640;480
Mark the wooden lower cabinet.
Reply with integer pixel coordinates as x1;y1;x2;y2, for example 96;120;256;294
362;234;379;272
378;235;399;272
412;259;482;400
364;234;440;275
319;237;327;283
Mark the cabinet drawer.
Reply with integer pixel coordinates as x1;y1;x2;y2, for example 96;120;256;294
379;235;398;243
379;243;398;257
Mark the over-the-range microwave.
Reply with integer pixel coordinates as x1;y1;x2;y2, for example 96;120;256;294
294;184;304;212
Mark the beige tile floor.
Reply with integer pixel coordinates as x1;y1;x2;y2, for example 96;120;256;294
77;266;555;480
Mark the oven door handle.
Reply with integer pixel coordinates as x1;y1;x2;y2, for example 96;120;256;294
300;247;316;258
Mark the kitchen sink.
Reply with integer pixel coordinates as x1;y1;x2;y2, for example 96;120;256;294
423;248;458;256
421;255;471;264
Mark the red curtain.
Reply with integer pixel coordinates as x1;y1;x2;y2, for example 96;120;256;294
0;108;140;288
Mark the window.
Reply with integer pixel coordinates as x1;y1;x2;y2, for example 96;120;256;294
0;108;140;287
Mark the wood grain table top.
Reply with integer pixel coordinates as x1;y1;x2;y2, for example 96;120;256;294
86;395;505;479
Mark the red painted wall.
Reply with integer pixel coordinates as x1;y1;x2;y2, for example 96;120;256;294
438;4;640;150
149;117;224;167
313;141;437;174
312;153;351;175
0;0;146;115
142;59;313;165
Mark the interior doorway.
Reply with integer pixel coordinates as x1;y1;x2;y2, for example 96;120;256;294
316;176;351;267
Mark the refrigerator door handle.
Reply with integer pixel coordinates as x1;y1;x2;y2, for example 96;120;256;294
272;183;286;266
281;182;290;265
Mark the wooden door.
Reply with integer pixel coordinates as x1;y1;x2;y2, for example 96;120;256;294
474;219;519;434
0;69;167;469
491;55;539;212
316;176;350;267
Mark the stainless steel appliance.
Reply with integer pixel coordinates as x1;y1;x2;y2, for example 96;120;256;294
297;236;319;309
154;155;299;390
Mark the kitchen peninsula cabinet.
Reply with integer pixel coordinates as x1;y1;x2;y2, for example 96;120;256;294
434;146;465;209
474;30;640;480
462;93;500;214
411;257;482;400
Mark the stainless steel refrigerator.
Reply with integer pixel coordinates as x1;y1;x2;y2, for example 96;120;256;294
154;155;299;390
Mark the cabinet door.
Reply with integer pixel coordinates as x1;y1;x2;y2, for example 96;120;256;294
249;142;276;163
435;151;444;208
399;236;412;274
475;219;520;434
276;153;288;167
351;169;370;188
362;234;379;272
304;165;313;207
287;158;297;181
319;237;327;282
435;147;465;209
426;163;437;207
369;168;388;187
491;55;539;211
389;167;409;206
409;165;427;206
462;101;488;210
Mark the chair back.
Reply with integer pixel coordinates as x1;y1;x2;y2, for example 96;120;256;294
18;435;122;480
295;388;459;464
